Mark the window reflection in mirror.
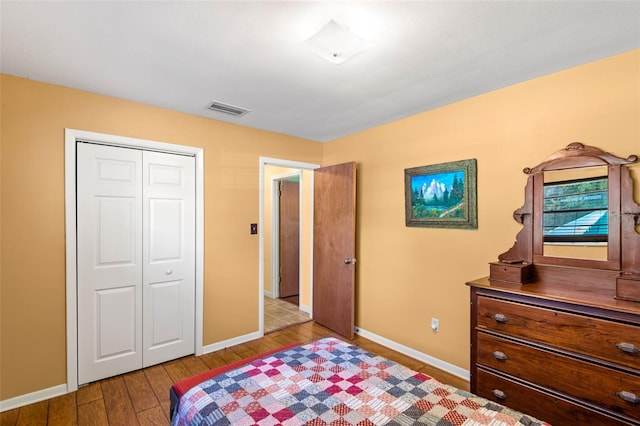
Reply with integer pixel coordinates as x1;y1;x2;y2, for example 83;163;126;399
542;166;608;261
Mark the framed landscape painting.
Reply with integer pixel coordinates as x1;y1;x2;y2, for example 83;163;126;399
404;159;477;229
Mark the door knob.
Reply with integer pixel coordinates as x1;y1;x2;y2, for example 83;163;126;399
344;258;357;264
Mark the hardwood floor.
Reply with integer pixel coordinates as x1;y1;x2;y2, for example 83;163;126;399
1;321;469;425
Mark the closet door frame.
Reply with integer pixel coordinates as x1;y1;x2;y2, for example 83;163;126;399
64;128;204;392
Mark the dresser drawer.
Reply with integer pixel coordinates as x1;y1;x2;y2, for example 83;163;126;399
476;332;640;420
477;295;640;370
475;369;632;426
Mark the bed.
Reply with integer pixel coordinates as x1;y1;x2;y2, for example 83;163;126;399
170;337;548;425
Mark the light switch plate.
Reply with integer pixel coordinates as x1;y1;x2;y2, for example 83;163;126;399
431;318;439;332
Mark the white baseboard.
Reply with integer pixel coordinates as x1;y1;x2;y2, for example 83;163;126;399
202;331;263;354
355;327;470;382
201;327;469;381
263;291;273;298
0;384;68;413
299;304;311;315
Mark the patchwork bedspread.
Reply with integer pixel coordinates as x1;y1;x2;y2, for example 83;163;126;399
171;337;548;425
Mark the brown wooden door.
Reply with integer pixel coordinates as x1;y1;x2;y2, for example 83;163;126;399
313;162;356;339
279;180;300;298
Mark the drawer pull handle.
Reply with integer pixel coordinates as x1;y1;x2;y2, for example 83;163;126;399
617;391;640;404
492;389;507;400
615;342;640;354
492;313;508;323
492;351;509;361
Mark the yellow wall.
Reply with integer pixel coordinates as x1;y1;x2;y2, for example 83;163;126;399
0;75;322;400
1;49;639;402
324;49;639;370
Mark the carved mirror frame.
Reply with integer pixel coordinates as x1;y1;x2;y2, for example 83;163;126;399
497;143;640;276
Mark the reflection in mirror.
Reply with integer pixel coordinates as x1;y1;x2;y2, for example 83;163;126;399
542;166;608;261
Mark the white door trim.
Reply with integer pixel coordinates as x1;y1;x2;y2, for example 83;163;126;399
269;171;303;300
258;157;319;335
65;128;204;392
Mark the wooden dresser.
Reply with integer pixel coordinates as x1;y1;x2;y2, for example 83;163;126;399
468;275;640;425
468;143;640;424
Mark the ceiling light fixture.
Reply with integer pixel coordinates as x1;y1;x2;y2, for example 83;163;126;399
302;20;373;65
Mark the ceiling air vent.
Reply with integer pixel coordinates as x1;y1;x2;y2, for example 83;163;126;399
206;100;250;117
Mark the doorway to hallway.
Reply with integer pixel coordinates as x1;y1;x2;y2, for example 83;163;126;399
259;158;319;335
259;158;357;339
264;171;310;332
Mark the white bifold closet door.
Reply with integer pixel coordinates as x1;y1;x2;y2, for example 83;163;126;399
77;142;195;385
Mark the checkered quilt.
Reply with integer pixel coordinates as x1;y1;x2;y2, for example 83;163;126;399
171;338;548;425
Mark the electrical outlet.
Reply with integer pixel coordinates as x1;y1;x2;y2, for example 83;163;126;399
431;317;439;332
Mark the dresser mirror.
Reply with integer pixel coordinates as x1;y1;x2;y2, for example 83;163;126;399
496;142;640;282
541;165;609;262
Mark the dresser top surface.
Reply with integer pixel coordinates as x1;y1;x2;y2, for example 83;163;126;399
467;276;640;316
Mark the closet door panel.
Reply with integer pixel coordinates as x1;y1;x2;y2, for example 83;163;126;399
77;143;143;384
147;280;184;347
149;198;183;261
142;151;196;367
95;286;137;358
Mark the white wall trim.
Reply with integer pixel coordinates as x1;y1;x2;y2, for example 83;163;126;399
202;331;263;354
258;157;320;335
355;327;470;382
0;384;67;413
64;128;205;394
270;177;281;300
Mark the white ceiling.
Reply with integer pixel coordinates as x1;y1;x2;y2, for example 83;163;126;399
1;1;638;142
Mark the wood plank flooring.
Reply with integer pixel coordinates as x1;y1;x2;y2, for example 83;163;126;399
1;321;469;425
